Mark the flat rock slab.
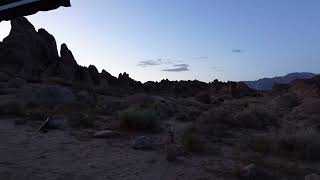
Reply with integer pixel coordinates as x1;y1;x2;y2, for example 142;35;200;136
132;136;156;150
93;130;120;138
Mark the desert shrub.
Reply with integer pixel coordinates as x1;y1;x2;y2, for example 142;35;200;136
150;100;176;118
196;108;232;134
0;99;26;115
180;128;205;153
272;92;301;111
118;108;160;132
195;92;211;104
250;129;320;161
234;106;278;129
67;113;95;128
276;129;320;160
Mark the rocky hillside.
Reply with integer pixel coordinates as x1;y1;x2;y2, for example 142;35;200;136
243;72;317;90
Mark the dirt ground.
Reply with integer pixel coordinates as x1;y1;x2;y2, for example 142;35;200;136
0;118;237;180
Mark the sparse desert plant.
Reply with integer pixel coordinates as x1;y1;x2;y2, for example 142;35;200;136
0;99;26;115
118;108;160;132
250;129;320;161
195;92;211;104
234;106;278;129
180;128;205;153
276;129;320;160
67;113;95;128
272;92;301;111
195;107;234;137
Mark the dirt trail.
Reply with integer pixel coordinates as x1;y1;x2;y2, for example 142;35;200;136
0;119;230;180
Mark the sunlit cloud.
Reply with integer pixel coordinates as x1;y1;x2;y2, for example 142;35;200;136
162;64;189;72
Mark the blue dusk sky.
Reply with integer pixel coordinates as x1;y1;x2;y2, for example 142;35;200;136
1;0;320;82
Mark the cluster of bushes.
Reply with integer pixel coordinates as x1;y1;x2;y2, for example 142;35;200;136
67;113;95;128
180;128;205;153
250;129;320;161
197;105;278;134
195;92;211;104
118;108;160;132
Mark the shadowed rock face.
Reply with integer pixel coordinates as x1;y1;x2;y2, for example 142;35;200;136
0;17;124;86
0;17;59;79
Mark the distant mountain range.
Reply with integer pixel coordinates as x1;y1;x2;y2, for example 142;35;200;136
243;72;317;90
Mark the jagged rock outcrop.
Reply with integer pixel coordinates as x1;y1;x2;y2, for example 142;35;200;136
60;43;77;66
118;72;143;90
0;17;56;79
0;17;121;87
0;17;259;96
100;69;117;86
88;65;100;85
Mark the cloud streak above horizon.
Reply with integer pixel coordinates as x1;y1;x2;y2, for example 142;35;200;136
191;56;209;60
137;58;175;67
212;66;224;72
232;49;244;53
162;64;189;72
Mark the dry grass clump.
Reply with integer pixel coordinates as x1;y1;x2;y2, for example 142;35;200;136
272;92;301;111
180;128;205;153
234;106;278;129
195;91;211;104
118;108;160;132
67;113;95;128
0;99;26;115
198;105;277;133
250;129;320;161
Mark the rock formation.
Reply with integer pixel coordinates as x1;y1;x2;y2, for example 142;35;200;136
0;17;255;96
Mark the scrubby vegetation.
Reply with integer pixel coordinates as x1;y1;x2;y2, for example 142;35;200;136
180;128;205;153
67;113;95;128
118;108;160;132
250;129;320;161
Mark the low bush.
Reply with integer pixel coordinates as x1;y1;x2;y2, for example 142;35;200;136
250;129;320;161
67;113;95;128
234;106;278;129
118;108;160;132
195;92;211;104
180;128;204;153
0;99;26;115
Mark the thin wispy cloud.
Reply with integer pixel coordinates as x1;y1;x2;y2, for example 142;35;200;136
162;64;189;72
232;49;244;53
212;66;224;72
137;58;174;67
191;56;209;60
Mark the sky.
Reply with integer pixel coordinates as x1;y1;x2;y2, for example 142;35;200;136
1;0;320;82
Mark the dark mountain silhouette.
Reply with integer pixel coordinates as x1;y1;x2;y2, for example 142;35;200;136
243;72;317;90
0;17;255;98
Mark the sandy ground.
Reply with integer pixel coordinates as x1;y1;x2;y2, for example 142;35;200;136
0;118;236;180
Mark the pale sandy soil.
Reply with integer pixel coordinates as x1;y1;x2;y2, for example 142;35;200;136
0;118;235;180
